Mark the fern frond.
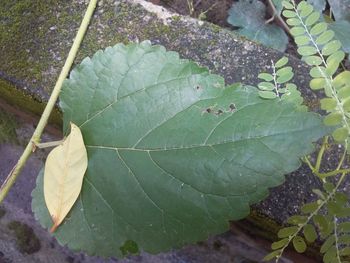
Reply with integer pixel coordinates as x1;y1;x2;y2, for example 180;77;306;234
264;173;349;262
257;56;305;109
282;0;350;147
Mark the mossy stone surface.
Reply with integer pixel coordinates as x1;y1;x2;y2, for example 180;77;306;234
0;0;317;112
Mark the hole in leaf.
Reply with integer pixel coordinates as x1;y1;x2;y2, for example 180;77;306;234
229;103;236;111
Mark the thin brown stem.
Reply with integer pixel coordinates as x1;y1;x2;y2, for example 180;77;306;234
266;0;291;36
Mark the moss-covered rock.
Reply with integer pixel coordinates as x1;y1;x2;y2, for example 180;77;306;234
0;0;318;116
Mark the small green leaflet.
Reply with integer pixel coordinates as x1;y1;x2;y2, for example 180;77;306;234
32;42;329;258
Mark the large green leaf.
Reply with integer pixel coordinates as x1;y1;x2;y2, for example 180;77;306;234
227;0;288;51
329;20;350;54
32;41;329;257
328;0;350;22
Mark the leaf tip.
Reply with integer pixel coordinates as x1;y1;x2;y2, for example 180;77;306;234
50;221;59;233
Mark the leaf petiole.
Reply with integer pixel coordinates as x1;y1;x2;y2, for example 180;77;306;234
33;140;65;149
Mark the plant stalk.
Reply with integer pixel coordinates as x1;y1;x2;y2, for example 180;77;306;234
0;0;98;203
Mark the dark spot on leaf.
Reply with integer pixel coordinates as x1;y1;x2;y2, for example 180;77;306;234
216;109;223;115
229;103;236;111
206;108;212;113
196;86;201;90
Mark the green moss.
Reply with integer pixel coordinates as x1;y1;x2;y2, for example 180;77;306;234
0;0;84;93
0;79;62;126
0;108;18;143
171;15;181;22
208;23;221;33
8;221;41;254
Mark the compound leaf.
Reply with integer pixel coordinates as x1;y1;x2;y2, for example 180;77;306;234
32;42;329;258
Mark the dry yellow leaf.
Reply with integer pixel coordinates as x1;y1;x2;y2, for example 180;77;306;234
44;122;87;233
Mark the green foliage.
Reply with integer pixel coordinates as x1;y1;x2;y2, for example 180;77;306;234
327;0;350;22
227;0;288;51
283;0;350;146
266;180;350;262
264;1;350;262
329;21;350;55
31;41;328;257
257;56;306;110
304;0;350;61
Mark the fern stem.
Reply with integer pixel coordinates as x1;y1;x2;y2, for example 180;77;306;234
271;60;280;97
303;156;316;172
317;168;350;179
336;142;348;170
266;0;291;35
315;136;328;174
0;0;98;203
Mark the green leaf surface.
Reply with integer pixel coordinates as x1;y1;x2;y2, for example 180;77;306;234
272;0;284;15
263;250;281;261
275;57;289;68
321;235;336;253
305;12;321;26
316;30;335;45
271;238;289;249
292;236;307;253
320;98;337;111
258;81;275;90
258;90;277;99
258;73;274;81
328;21;350;55
310;22;328;35
303;224;318;243
227;0;288;51
324;112;343;126
32;42;329;258
328;0;350;22
287;215;307;225
304;56;323;66
278;226;299;238
301;201;319;213
299;2;314;17
322;40;342;56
